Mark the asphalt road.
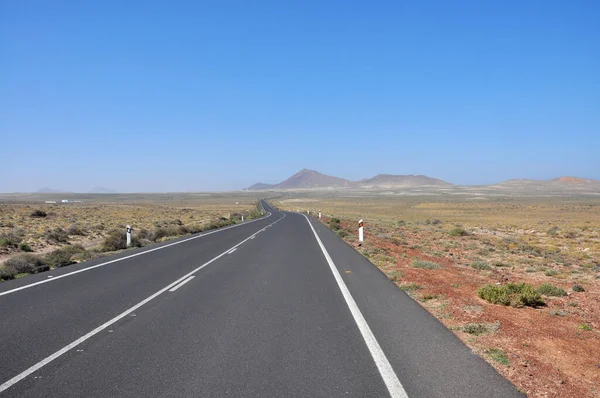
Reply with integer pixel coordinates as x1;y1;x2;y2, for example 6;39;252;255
0;201;523;397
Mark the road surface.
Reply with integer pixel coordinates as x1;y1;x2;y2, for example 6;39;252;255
0;201;522;397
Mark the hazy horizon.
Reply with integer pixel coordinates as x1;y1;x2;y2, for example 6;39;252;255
2;169;599;194
2;1;598;192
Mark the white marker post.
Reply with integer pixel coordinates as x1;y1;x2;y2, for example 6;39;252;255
318;210;322;219
241;215;244;221
358;219;364;244
307;209;310;215
126;225;132;247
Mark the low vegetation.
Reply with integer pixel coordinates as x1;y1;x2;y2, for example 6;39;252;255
4;254;49;275
477;283;545;307
44;247;77;268
411;259;441;269
449;227;469;236
329;217;341;231
461;322;500;335
29;209;47;218
485;348;509;366
1;197;265;280
291;194;599;396
470;260;491;270
536;283;567;297
572;284;585;292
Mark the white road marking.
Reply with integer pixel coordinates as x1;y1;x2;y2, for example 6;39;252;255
0;212;285;394
168;276;195;292
250;236;255;240
301;214;409;398
0;212;272;297
227;248;237;254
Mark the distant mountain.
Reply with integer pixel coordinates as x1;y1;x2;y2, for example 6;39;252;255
89;186;117;194
35;187;70;193
357;174;452;188
247;169;450;190
274;169;353;189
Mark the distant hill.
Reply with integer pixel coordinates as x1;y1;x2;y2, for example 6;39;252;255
247;169;451;190
247;182;274;191
89;186;117;194
499;176;600;187
35;187;70;193
357;174;452;188
550;176;599;185
275;169;353;189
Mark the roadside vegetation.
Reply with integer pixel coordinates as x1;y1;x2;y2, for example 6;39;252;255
0;198;265;281
276;195;600;398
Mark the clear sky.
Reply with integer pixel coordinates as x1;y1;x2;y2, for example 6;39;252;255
1;0;599;192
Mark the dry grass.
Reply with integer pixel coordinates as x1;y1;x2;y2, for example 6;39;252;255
0;193;265;273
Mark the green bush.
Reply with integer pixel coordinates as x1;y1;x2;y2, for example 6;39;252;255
4;254;49;274
67;224;87;236
186;225;205;234
462;322;500;335
336;230;349;238
485;348;509;365
0;267;15;281
45;248;75;268
177;226;189;235
470;260;491;271
537;283;567;297
102;230;127;252
30;209;47;218
18;242;33;252
136;229;154;240
399;283;423;292
477;283;545;308
411;259;441;269
151;228;169;241
572;284;585;292
206;219;234;231
0;231;23;248
329;218;341;230
544;269;558;277
449;227;469;236
45;227;69;244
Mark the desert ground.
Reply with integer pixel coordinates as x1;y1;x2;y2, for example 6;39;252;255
274;190;600;398
2;188;599;396
0;192;267;278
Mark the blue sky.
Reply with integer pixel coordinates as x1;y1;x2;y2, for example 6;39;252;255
1;0;598;192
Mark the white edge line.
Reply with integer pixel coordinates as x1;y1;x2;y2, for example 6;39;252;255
0;211;273;297
0;212;285;393
301;214;409;398
227;248;237;254
168;276;195;292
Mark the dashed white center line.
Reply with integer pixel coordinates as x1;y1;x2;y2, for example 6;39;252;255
168;276;195;292
0;212;286;395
